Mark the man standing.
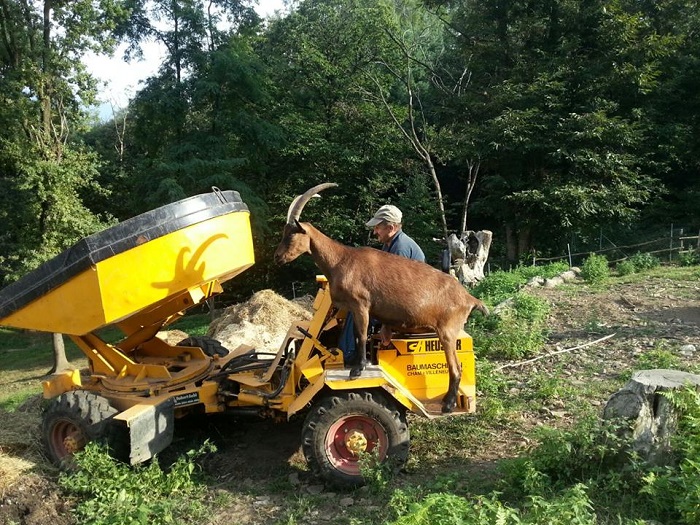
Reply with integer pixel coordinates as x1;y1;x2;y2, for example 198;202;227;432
365;204;425;262
340;204;426;366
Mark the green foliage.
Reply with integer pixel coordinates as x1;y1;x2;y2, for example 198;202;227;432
636;345;680;372
59;441;214;525
677;249;699;267
580;254;610;284
516;262;571;280
474;361;511;420
641;388;700;524
471;262;569;305
616;260;636;276
169;313;211;337
628;252;660;272
359;449;392;494
500;417;631;494
471;270;524;305
471;293;550;360
386;485;597;524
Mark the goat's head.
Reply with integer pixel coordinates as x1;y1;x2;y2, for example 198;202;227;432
273;182;337;265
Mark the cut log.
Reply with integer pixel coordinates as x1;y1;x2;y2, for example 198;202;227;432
603;369;700;465
447;230;493;286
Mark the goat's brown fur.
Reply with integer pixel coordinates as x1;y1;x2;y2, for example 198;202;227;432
275;220;487;413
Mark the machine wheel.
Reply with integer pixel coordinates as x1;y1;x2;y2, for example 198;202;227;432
42;390;118;466
177;336;229;357
302;390;410;487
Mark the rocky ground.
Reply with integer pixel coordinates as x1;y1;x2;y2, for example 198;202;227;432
1;268;699;524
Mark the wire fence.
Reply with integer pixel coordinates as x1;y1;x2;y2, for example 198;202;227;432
531;226;700;268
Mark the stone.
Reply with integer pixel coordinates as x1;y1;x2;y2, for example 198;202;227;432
679;344;696;356
306;484;324;495
544;276;564;288
560;270;579;282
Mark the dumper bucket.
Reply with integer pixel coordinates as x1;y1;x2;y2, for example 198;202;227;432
0;189;254;335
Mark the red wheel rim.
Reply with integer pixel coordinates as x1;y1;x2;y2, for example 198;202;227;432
50;418;85;459
324;414;389;476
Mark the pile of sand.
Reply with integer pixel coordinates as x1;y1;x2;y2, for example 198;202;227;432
208;290;313;354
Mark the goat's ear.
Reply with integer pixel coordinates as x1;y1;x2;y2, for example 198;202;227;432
294;219;307;234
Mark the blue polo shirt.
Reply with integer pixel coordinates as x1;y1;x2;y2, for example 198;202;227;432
383;230;425;262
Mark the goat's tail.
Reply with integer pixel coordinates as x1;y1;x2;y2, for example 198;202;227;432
470;298;489;318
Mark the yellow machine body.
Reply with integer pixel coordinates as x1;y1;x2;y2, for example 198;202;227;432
0;211;253;335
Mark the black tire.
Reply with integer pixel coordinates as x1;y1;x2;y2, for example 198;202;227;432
302;390;410;487
42;390;118;466
177;336;229;357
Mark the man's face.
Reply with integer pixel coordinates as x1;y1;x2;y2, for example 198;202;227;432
373;221;397;244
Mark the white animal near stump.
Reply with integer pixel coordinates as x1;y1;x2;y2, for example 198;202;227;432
603;369;700;465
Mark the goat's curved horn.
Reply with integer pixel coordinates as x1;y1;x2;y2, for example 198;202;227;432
286;182;338;224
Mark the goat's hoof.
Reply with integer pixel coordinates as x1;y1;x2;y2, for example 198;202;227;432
349;366;364;379
441;403;455;414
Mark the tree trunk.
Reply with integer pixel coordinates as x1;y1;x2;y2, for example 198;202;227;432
603;369;700;466
48;332;70;374
447;230;493;286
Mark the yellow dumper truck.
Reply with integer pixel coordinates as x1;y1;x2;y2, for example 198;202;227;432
0;188;476;485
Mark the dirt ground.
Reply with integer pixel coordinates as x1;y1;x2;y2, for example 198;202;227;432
1;272;699;524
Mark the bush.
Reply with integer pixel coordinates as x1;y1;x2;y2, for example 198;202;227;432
471;270;523;304
580;253;609;284
678;249;699;267
616;260;636;276
628;252;660;271
471;293;550;360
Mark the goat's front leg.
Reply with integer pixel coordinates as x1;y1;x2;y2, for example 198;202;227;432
349;308;370;379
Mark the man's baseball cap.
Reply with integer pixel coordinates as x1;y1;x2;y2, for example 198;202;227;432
366;204;403;227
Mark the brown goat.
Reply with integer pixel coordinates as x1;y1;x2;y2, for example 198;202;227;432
274;183;488;413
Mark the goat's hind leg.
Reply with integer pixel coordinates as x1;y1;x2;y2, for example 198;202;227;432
439;333;461;413
349;308;370;379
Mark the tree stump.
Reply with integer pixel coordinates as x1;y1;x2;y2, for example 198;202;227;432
447;230;493;286
603;369;700;465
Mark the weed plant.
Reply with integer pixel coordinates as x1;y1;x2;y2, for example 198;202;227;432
628;252;660;271
470;293;550;360
636;344;680;371
499;416;633;494
677;248;699;266
386;484;599;524
616;260;636;276
59;441;214;525
471;262;570;305
580;253;610;284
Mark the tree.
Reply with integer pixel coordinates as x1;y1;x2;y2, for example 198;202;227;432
258;0;447;267
434;0;665;262
0;0;127;371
